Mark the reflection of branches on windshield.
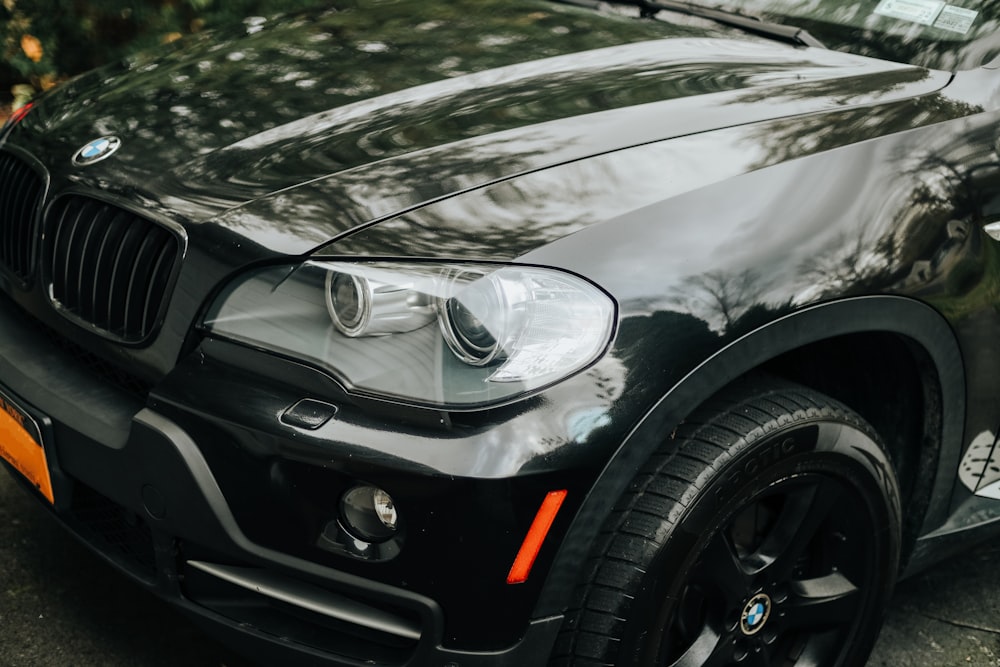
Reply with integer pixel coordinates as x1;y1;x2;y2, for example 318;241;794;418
820;21;1000;71
738;0;1000;70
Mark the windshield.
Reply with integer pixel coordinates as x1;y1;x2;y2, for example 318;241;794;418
693;0;1000;70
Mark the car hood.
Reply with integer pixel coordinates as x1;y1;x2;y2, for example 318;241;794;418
14;0;946;256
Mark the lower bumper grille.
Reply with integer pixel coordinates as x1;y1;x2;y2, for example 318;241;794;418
182;561;422;664
69;483;157;582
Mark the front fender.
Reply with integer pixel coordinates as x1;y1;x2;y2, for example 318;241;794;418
532;295;964;618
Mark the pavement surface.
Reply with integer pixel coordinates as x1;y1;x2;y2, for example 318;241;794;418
2;467;1000;666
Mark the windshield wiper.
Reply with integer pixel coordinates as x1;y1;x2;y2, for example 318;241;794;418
555;0;825;49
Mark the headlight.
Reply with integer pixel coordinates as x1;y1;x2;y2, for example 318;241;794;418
202;261;616;407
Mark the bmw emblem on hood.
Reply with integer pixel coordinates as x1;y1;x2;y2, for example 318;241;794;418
72;136;121;166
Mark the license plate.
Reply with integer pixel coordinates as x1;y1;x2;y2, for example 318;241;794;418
0;390;54;504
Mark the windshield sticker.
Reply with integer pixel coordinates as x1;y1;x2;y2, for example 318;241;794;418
934;5;978;33
874;0;945;25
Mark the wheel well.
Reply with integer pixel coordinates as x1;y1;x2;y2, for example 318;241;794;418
534;298;963;620
760;332;942;565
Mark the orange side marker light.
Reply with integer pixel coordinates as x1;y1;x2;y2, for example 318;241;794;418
506;489;568;585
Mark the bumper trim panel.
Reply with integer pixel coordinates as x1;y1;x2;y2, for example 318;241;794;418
187;560;422;640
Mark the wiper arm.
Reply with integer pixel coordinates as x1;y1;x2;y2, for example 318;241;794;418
558;0;825;49
649;0;825;48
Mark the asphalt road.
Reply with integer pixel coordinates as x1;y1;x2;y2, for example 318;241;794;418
2;467;1000;667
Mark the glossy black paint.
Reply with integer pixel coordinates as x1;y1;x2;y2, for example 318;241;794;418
4;0;1000;663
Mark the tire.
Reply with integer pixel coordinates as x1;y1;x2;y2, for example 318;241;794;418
554;380;902;667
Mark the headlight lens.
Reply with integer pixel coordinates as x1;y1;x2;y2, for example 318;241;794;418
439;268;506;366
327;271;368;336
324;270;435;337
202;261;616;407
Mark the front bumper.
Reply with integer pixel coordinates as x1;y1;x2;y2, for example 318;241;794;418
0;289;578;665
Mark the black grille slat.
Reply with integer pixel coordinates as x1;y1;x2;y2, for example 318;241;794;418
51;201;91;308
74;203;104;320
0;153;44;281
106;220;149;336
45;196;179;343
142;242;175;335
123;228;162;337
0;158;10;268
48;204;69;289
2;160;19;268
90;209;130;331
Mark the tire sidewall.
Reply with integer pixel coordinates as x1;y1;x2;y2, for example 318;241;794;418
625;416;902;667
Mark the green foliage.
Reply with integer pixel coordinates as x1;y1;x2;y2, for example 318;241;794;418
1;0;323;107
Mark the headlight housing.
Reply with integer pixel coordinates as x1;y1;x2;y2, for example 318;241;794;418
202;261;616;408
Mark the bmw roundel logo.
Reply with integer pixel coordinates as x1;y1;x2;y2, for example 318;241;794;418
740;592;772;636
72;136;121;166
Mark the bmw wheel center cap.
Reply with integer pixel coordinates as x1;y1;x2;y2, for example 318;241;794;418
72;136;121;166
740;593;772;636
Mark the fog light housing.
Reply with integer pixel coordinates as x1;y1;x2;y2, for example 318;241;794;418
340;485;398;542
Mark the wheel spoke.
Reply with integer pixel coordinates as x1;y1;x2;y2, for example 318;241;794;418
741;648;775;667
745;478;841;581
697;530;751;605
666;624;731;667
779;571;861;631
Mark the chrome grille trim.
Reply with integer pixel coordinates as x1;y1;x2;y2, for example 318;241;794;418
45;195;179;343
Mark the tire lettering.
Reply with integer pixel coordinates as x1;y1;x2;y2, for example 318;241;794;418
716;437;800;498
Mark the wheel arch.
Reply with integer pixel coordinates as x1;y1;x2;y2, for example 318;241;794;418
534;294;964;618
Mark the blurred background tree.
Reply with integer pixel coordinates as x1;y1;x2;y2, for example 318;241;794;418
0;0;323;117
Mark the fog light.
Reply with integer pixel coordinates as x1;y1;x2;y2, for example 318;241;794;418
340;485;398;542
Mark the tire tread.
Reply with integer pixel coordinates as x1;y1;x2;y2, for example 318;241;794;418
551;379;887;665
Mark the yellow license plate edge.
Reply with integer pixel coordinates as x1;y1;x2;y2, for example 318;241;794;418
0;396;54;504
